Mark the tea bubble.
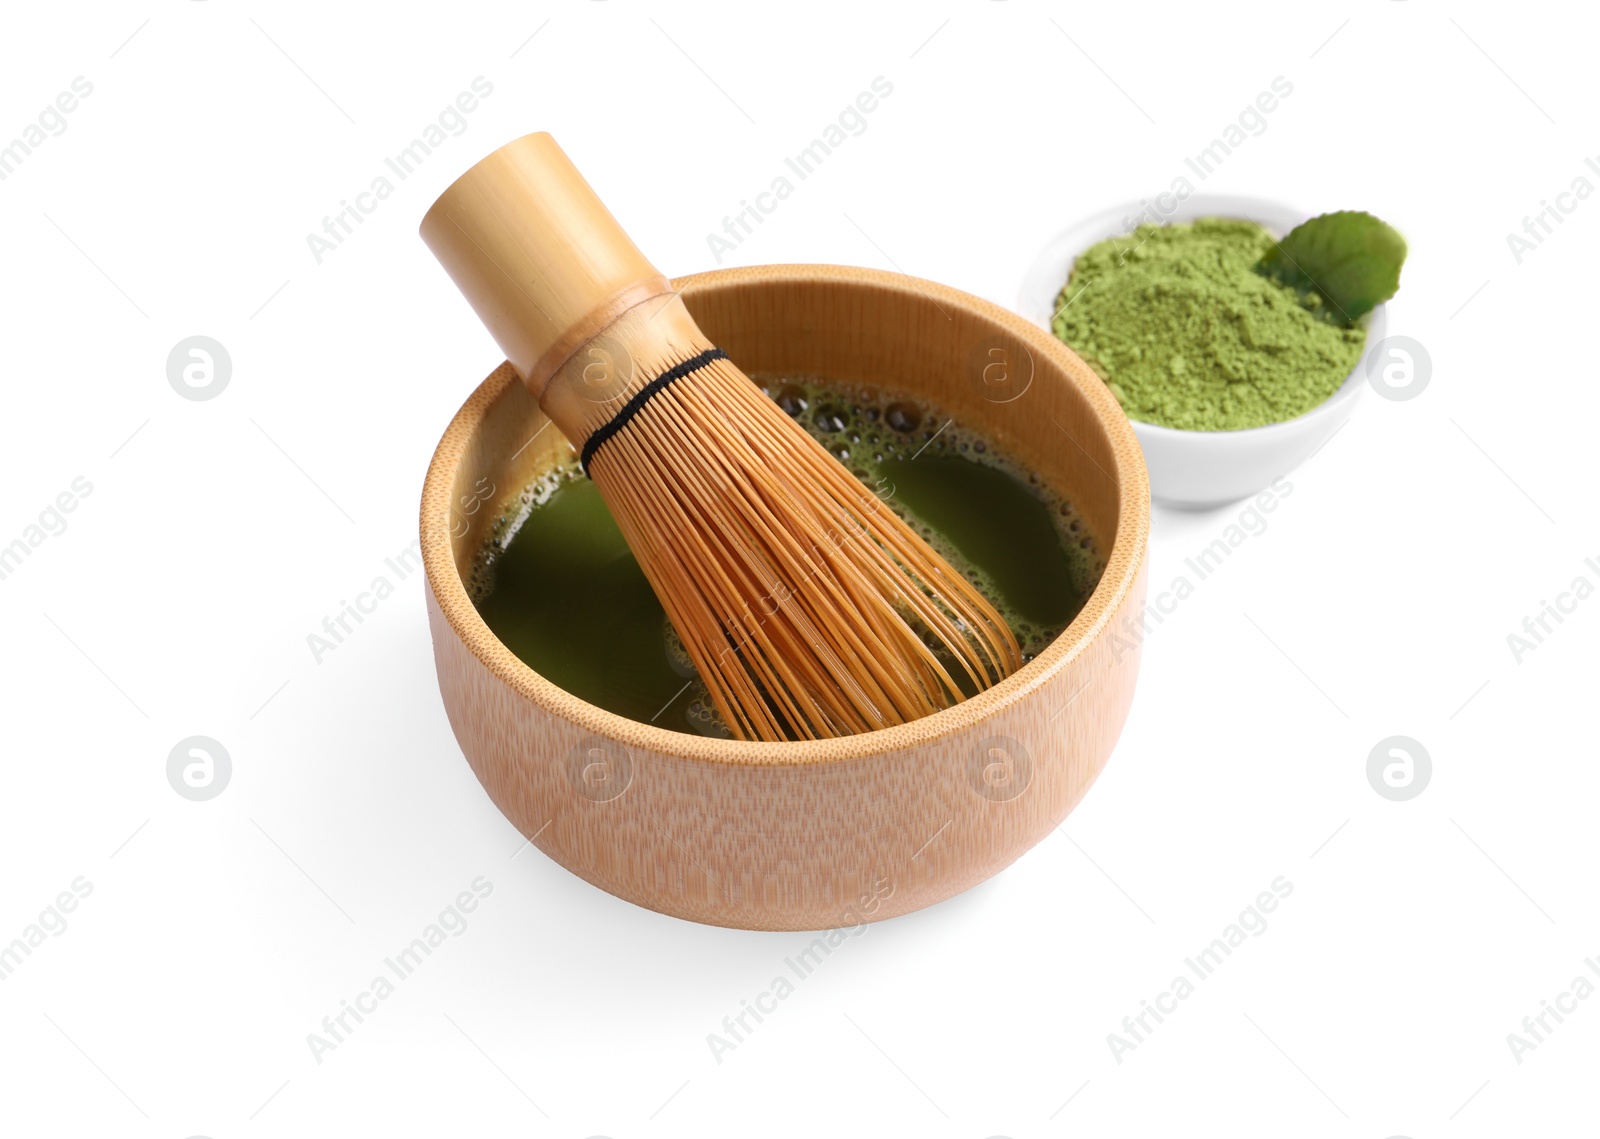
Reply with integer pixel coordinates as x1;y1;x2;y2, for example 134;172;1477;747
776;384;808;417
815;405;849;434
885;401;922;433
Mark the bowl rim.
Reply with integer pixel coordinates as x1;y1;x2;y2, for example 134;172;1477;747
1017;193;1388;440
420;263;1149;766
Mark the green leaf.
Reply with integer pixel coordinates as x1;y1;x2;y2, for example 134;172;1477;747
1257;210;1407;323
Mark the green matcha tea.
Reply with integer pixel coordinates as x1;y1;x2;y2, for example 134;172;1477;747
1052;218;1370;431
469;379;1103;737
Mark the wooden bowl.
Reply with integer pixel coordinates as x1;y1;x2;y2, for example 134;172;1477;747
421;264;1149;931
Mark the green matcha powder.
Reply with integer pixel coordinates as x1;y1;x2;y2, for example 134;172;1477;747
1051;218;1367;431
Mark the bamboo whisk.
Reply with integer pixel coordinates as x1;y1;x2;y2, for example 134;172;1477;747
422;133;1020;742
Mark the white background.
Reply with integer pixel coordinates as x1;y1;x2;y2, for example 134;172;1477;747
1;1;1595;1135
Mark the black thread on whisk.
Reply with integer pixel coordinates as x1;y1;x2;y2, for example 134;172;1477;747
580;347;730;475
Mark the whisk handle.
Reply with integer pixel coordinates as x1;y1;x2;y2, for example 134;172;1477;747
420;132;672;397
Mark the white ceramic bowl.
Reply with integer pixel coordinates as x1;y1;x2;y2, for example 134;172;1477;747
1018;195;1387;510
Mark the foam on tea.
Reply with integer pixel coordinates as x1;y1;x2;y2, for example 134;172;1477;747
469;379;1103;738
